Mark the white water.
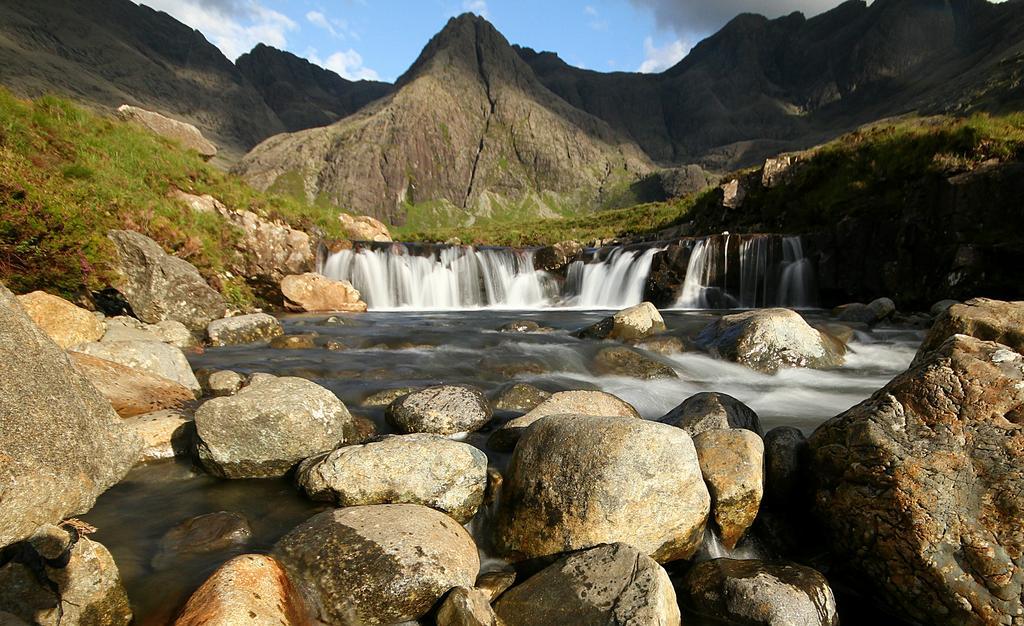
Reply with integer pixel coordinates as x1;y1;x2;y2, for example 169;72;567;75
563;247;663;308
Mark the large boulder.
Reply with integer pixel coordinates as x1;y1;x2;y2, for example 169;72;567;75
280;273;367;313
123;409;194;463
339;213;392;242
273;504;480;625
296;434;488;523
809;334;1024;625
659;391;763;437
116;105;217;158
101;316;197;349
71;340;200;395
489;390;640;451
0;286;141;548
693;429;764;550
386;385;492;435
14;291;104;349
215;204;314;292
915;297;1024;362
69;352;194;417
436;587;499;626
494;543;680;626
107;230;226;331
696;308;845;373
207;313;283;346
174;555;309;626
533;240;582;272
573;302;666;341
683;559;838;626
194;375;355;478
496;414;710;562
592;346;678;379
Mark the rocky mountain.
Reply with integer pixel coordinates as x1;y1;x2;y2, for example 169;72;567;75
0;0;284;160
236;45;394;133
520;0;1024;169
234;14;654;225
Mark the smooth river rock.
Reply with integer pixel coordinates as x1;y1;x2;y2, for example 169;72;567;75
915;297;1024;362
152;511;252;570
494;542;680;626
69;352;194;417
15;291;104;348
71;339;201;395
386;384;492;435
194;375;355;478
574;301;666;341
174;555;309;626
489;390;640;451
207;313;283;346
280;272;367;313
494;382;551;412
697;308;845;373
592;345;678;379
496;414;710;562
693;429;764;550
273;504;480;625
123;409;194;463
809;334;1024;625
296;434;488;523
659;391;763;437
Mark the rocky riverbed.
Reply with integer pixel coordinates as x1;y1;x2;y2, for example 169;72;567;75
3;282;1023;625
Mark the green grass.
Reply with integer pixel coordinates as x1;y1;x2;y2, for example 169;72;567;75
0;88;343;303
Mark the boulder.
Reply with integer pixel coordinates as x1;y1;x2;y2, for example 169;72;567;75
207;313;283;346
493;543;680;626
494;383;551;412
629;335;686;355
868;296;896;320
174;555;310;626
123;409;194;463
339;213;392;242
194;375;355;478
152;511;252;570
915;297;1024;362
489;390;640;451
0;527;132;626
834;297;895;324
386;385;492;435
296;434;488;523
683;559;838;626
216;206;315;293
107;229;226;331
809;334;1024;625
101;316;197;349
763;426;808;507
930;299;960;317
573;302;666;341
696;308;845;373
659;392;763;437
497;320;552;333
721;178;746;209
693;429;764;550
592;346;678;379
69;352;194;417
15;291;104;348
0;285;141;548
116;104;217;158
362;386;419;406
270;333;317;349
761;154;800;188
533;240;582;272
204;370;244;397
71;340;201;394
437;587;499;626
280;273;367;313
273;504;479;625
496;414;710;562
475;571;516;602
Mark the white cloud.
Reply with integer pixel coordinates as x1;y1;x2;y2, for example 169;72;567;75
307;49;380;81
462;0;489;17
584;5;598;16
583;5;608;30
136;0;296;60
638;36;689;73
305;10;357;40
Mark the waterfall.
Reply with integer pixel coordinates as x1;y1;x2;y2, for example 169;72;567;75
564;247;663;309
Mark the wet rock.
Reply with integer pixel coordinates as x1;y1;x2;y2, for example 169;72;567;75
0;285;141;547
204;370;244;397
592;345;678;379
697;308;845;373
868;296;896;320
915;297;1024;362
814;321;856;346
152;511;252;569
497;414;709;562
101;316;198;349
684;559;838;626
659;391;763;437
574;301;666;342
296;434;488;523
833;302;877;324
362;386;420;406
494;543;680;626
693;429;764;550
69;351;195;417
533;240;582;273
386;384;492;435
497;320;552;333
437;587;499;626
629;334;687;355
117;105;217;158
269;333;317;349
479;358;548;378
280;272;367;313
809;334;1024;625
273;504;479;625
930;299;960;317
174;554;310;626
15;291;104;349
494;383;551;412
489;390;640;451
324;340;347;351
123;409;194;463
72;339;201;394
475;571;516;602
339;213;392;242
763;426;808;507
107;229;226;331
194;375;354;478
207;313;283;346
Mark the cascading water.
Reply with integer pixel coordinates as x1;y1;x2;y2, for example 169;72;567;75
563;247;663;309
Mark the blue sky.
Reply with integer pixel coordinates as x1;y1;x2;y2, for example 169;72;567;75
134;0;870;82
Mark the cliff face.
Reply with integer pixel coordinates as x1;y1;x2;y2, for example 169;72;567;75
234;15;653;224
236;45;394;133
0;0;284;159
